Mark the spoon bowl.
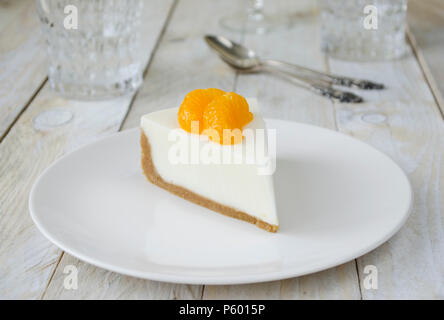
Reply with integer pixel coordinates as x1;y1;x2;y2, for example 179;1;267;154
204;35;261;70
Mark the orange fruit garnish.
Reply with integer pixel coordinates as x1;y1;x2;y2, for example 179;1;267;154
203;92;253;144
178;88;225;133
177;89;253;145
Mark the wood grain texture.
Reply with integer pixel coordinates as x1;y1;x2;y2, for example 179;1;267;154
327;45;444;298
121;1;243;130
204;263;360;299
2;0;442;300
408;0;444;116
0;0;175;299
0;0;48;140
0;87;134;299
43;0;243;300
43;254;201;299
0;0;29;30
203;0;361;300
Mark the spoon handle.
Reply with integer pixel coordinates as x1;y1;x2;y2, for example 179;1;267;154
309;84;364;103
263;60;384;90
262;64;363;103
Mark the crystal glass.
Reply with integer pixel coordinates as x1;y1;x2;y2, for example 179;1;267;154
35;0;144;100
220;0;274;34
319;0;408;61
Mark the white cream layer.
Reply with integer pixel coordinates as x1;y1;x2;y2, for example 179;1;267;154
140;99;278;226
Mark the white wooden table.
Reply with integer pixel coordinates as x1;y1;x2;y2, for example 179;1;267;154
1;0;442;299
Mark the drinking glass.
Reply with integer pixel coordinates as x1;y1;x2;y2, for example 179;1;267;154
35;0;144;100
319;0;408;61
220;0;274;34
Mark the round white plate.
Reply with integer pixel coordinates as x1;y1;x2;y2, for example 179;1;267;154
29;119;412;284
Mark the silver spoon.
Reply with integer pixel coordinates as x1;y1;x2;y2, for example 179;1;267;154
204;35;362;103
205;35;384;90
205;35;384;102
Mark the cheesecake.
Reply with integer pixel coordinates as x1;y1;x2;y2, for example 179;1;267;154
140;89;278;232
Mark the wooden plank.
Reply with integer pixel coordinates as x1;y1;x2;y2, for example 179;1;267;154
408;0;444;116
204;263;360;299
0;87;134;299
0;0;175;299
0;0;30;30
204;0;361;299
327;41;444;298
42;254;201;299
0;0;48;140
42;0;240;299
120;1;244;130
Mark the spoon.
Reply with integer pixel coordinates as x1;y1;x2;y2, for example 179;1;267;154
205;35;385;102
205;35;384;90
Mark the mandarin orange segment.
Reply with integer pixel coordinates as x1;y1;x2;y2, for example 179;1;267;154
202;97;238;144
219;92;253;127
202;92;253;144
177;89;253;144
178;88;225;133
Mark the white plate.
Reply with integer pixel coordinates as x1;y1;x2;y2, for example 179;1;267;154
29;119;412;285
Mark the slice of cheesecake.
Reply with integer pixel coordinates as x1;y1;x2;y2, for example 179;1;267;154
140;92;278;232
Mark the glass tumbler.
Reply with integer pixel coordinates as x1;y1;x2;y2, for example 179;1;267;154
35;0;144;100
319;0;408;61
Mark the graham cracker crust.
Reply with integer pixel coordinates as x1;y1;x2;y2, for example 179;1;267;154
140;130;279;233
